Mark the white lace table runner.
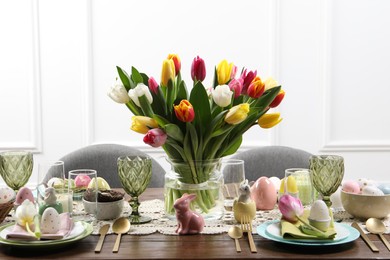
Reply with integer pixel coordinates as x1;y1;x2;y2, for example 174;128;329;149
3;199;388;236
92;199;390;236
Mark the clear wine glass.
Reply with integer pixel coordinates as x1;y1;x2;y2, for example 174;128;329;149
0;151;33;192
117;156;152;224
309;155;344;208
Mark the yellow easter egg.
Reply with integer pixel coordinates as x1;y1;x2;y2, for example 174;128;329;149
286;176;298;193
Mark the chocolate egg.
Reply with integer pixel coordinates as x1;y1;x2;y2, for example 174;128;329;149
40;208;61;234
250;176;277;210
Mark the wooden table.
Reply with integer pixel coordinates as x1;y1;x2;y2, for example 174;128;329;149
1;188;390;259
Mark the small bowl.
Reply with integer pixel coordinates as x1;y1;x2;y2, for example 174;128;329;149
308;218;331;232
83;198;124;220
340;190;390;219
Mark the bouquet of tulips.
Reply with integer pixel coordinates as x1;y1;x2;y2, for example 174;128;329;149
108;54;285;215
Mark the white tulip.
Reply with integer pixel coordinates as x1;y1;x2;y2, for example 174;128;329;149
128;83;153;107
107;79;130;103
212;85;233;107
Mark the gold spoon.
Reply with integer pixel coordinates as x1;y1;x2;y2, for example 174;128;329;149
228;226;243;252
366;217;390;251
112;217;131;253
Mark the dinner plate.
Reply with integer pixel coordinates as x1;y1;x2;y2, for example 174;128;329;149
0;221;93;248
257;220;360;246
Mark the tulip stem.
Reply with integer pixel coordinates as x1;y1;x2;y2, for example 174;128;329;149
296;216;328;238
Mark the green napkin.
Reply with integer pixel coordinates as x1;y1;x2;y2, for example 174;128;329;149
280;210;337;240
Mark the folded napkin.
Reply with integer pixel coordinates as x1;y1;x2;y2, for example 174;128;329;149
280;210;337;240
6;213;74;241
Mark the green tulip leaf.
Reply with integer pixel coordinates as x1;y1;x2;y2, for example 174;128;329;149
131;66;144;85
177;80;188;101
221;136;242;157
190;81;211;136
164;124;184;143
152;114;170;127
116;66;131;91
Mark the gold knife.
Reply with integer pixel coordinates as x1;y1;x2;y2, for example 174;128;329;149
351;222;379;252
95;224;110;253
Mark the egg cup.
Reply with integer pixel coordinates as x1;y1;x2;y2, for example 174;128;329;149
308;218;331;232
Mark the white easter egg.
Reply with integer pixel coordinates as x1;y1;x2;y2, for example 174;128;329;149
40;208;61;234
309;200;330;221
362;186;384;196
0;187;15;204
357;178;376;192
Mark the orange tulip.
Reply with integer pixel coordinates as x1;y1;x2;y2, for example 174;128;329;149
174;100;195;122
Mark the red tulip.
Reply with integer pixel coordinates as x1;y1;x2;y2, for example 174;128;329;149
191;56;206;82
240;69;257;94
174;100;195;122
269;89;285;108
143;128;167;147
247;76;265;98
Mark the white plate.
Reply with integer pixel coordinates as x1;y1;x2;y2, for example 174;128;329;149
257;220;360;246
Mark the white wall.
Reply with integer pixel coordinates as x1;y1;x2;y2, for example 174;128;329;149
1;0;390;185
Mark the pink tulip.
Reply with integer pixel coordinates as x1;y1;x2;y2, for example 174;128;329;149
240;69;257;94
148;77;159;94
143;128;167;147
228;78;243;98
278;194;303;222
191;56;206;82
230;65;238;79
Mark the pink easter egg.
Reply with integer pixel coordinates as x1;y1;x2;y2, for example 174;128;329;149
342;180;360;194
14;187;35;206
74;174;92;187
250;176;277;210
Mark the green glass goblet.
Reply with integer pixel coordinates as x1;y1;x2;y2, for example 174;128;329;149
309;155;344;208
117;156;152;224
0;151;33;192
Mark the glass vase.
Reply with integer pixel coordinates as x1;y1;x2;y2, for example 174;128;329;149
164;158;224;220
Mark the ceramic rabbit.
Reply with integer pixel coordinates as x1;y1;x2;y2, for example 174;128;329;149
174;193;205;235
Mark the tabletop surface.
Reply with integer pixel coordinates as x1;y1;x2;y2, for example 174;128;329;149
1;188;390;260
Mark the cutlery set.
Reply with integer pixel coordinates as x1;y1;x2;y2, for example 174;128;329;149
228;216;257;253
95;217;131;253
352;221;390;253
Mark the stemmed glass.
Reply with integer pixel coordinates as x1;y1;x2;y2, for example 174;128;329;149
0;151;33;192
309;155;344;208
117;156;152;224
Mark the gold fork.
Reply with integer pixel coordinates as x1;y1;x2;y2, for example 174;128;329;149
240;215;257;253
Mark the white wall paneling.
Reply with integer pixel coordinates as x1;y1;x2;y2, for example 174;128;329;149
1;0;390;187
0;0;42;152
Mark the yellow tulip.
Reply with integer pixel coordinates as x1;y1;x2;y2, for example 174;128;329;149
161;59;176;87
264;77;278;91
167;54;181;75
131;116;158;134
216;59;234;85
224;103;250;125
258;112;282;129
